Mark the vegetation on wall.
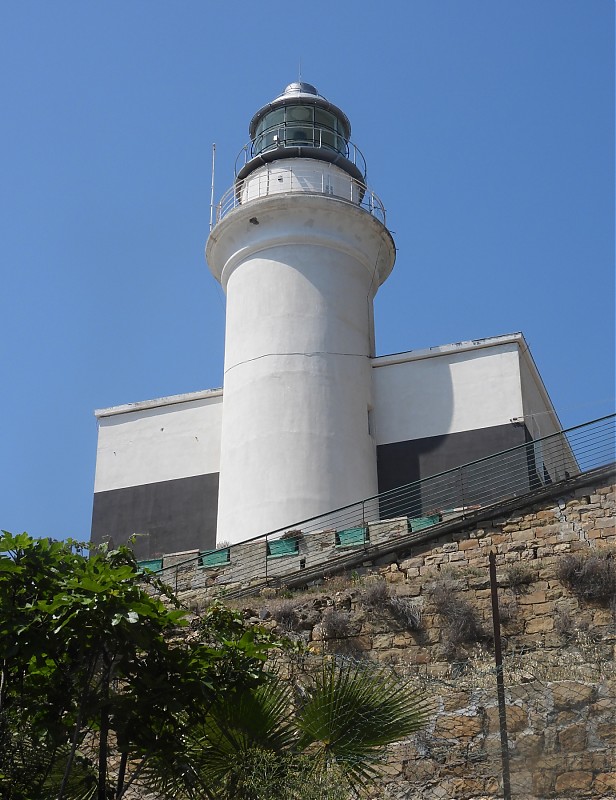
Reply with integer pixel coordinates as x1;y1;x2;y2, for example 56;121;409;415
0;531;430;800
362;580;423;632
427;573;485;659
556;548;616;606
504;563;535;594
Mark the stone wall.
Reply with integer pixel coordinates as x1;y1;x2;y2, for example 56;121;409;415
146;468;615;799
173;467;615;800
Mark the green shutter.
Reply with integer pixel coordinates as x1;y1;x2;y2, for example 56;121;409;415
336;526;368;547
409;515;440;532
137;558;163;573
267;538;299;558
200;548;231;568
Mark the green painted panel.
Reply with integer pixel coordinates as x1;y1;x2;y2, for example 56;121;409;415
336;526;368;547
267;538;299;558
137;558;163;573
409;515;440;532
200;548;231;568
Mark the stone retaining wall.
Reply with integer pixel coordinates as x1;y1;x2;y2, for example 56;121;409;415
157;469;615;799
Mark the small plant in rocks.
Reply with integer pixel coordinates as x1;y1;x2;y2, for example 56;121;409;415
321;608;352;641
497;593;518;626
554;607;576;638
270;599;300;631
388;595;423;632
428;574;485;659
505;563;535;595
557;549;616;605
362;579;390;609
362;580;423;632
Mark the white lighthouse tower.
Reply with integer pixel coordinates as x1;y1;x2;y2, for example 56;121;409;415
206;82;396;545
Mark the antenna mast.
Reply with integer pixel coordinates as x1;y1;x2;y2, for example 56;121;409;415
209;143;216;232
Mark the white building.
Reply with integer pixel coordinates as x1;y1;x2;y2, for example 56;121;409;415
91;83;563;560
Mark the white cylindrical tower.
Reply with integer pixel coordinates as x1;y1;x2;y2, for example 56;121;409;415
206;82;395;545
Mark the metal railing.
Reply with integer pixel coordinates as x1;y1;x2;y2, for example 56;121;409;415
215;164;386;225
234;134;368;178
150;414;615;597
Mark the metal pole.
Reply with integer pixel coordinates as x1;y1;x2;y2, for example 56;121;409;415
458;466;465;517
362;500;367;545
489;551;512;800
209;143;216;232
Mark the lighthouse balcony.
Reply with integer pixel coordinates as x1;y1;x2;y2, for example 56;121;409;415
215;160;386;226
235;131;367;182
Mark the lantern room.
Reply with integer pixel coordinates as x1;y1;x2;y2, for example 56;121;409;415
236;82;365;182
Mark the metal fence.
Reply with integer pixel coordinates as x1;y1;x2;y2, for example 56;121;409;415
149;414;615;598
215;164;386;224
234;135;368;179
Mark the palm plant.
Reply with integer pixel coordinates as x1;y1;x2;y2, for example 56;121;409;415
296;658;430;793
148;657;432;800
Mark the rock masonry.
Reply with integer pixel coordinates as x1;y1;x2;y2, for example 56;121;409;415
166;467;615;799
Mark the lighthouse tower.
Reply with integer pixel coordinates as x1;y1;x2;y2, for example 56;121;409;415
206;82;396;545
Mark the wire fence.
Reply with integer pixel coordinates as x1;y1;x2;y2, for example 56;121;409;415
146;415;615;599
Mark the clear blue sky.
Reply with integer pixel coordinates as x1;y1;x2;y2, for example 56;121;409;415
1;1;613;542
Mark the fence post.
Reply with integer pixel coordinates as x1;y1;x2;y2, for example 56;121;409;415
265;534;269;586
489;551;512;800
362;500;367;546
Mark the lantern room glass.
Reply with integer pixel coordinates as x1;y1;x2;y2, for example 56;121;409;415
252;104;349;158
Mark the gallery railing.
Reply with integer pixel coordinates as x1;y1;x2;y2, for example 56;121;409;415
214;164;386;225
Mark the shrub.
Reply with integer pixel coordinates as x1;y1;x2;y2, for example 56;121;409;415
320;609;361;656
362;580;390;609
388;596;423;632
270;600;299;631
362;581;422;632
557;550;616;604
497;594;518;625
428;575;485;659
505;563;535;594
321;609;352;641
554;608;575;637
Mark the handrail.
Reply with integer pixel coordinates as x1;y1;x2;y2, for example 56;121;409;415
234;134;367;178
147;414;615;597
214;164;386;225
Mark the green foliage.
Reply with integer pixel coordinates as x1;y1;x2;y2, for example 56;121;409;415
151;657;432;799
296;659;431;792
0;532;282;800
0;531;431;800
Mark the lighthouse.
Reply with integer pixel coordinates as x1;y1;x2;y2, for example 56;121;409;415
206;81;396;545
91;81;565;563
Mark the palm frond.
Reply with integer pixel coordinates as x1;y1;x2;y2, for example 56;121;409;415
295;658;432;789
141;679;298;798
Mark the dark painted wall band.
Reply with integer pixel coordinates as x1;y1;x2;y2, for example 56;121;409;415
91;473;219;560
